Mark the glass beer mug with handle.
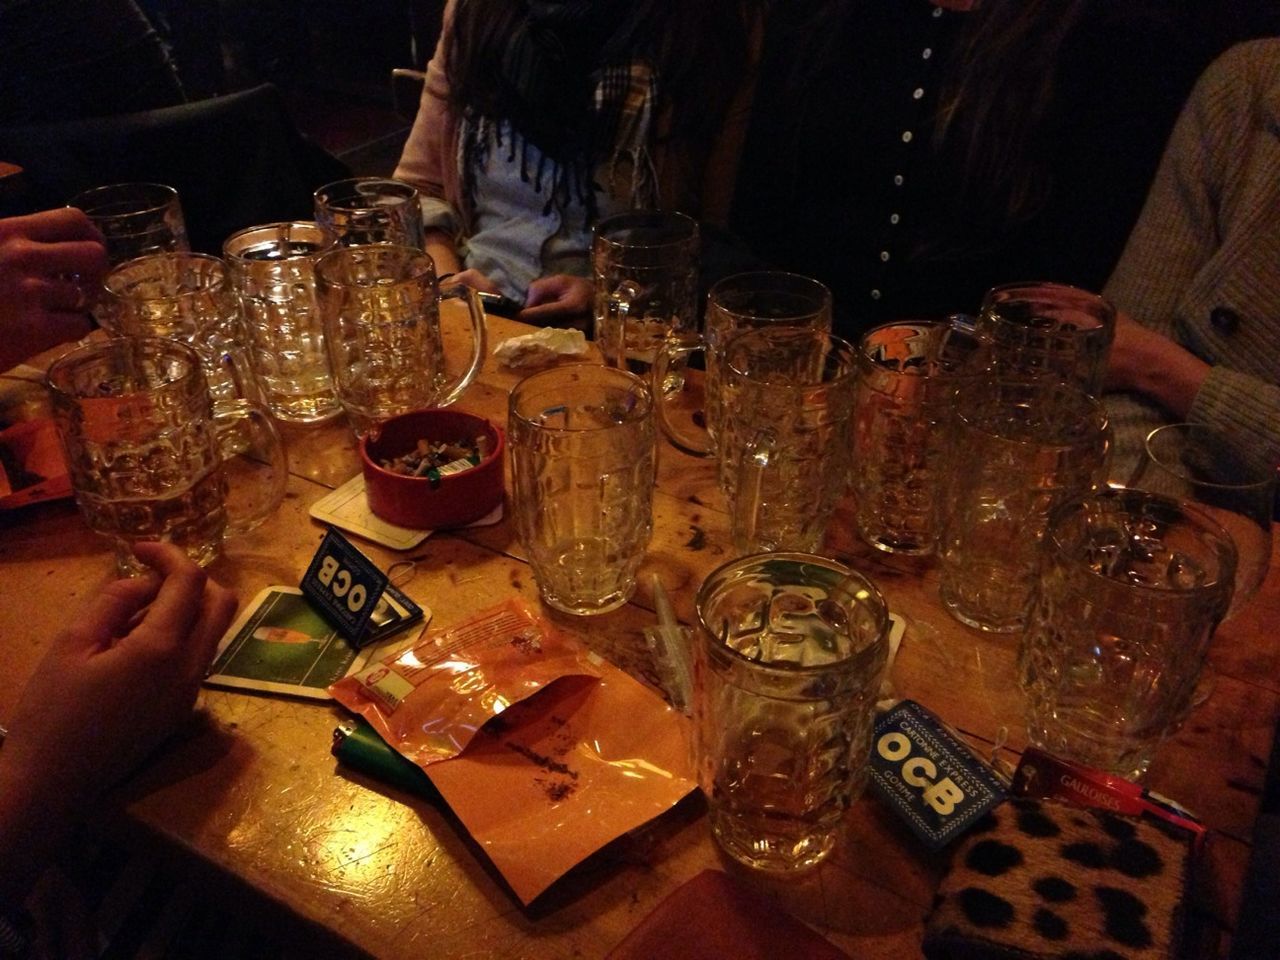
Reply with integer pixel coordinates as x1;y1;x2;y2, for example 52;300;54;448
315;245;486;436
69;182;190;266
694;552;891;872
592;211;699;381
97;252;265;410
47;337;288;577
720;328;858;555
654;271;832;458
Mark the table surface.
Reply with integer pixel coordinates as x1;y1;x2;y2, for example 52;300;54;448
2;311;1277;959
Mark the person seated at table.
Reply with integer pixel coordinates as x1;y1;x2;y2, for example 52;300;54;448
729;0;1280;342
1103;38;1280;476
0;208;107;371
0;542;236;958
392;0;762;327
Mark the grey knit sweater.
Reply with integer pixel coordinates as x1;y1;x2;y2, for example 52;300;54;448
1103;39;1280;478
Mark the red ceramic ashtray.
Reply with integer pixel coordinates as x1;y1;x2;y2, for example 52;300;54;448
360;408;505;529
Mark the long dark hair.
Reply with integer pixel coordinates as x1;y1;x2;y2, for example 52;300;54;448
445;0;759;163
933;0;1092;224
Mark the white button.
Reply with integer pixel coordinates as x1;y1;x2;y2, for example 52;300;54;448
880;250;891;262
894;174;904;186
902;131;914;143
870;289;882;300
913;87;924;100
932;6;943;16
922;48;933;60
890;213;900;224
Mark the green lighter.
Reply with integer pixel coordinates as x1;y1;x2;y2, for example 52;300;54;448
331;717;438;800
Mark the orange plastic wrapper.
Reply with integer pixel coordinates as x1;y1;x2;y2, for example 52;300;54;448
330;597;602;767
330;598;697;904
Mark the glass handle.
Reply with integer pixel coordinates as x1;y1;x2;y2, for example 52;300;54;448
653;334;713;458
213;400;288;539
600;280;641;369
436;283;488;407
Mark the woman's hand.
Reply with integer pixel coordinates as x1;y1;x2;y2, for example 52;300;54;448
518;274;593;326
1105;310;1209;419
0;542;237;904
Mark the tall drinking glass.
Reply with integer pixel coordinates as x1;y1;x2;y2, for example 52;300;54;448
592;211;699;380
313;177;425;248
720;328;857;554
972;282;1115;395
47;338;286;576
1020;489;1236;780
1129;423;1275;616
508;365;656;615
694;552;890;871
851;320;977;555
654;271;832;457
69;182;189;265
314;245;485;436
937;379;1111;632
223;221;342;424
98;252;262;408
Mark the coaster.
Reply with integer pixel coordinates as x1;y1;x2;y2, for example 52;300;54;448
310;473;504;550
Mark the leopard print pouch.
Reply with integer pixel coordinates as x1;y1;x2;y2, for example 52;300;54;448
923;798;1195;960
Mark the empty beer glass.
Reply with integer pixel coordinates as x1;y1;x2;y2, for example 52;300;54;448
315;245;485;436
694;552;890;871
224;221;342;424
852;320;977;555
937;379;1111;632
69;182;189;266
314;177;425;248
1020;489;1236;780
655;271;832;457
971;282;1116;395
720;328;857;554
592;211;699;378
1129;423;1276;616
47;338;287;576
508;365;656;615
98;252;263;408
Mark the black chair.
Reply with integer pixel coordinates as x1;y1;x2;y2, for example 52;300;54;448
0;83;350;253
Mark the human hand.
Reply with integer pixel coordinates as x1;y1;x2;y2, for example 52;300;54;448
0;209;107;369
518;274;593;326
1103;310;1209;419
0;543;236;815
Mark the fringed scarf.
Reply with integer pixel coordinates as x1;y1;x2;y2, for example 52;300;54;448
460;0;660;225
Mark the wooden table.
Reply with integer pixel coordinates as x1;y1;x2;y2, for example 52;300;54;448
2;312;1277;958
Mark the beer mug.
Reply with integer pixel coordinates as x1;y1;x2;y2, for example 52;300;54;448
694;552;890;871
592;211;699;379
69;182;190;266
315;245;485;436
98;252;264;409
223;221;342;424
936;379;1111;633
1020;489;1236;779
970;282;1116;395
851;320;978;555
655;271;832;457
720;328;858;555
313;177;425;248
47;338;287;576
508;365;656;615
